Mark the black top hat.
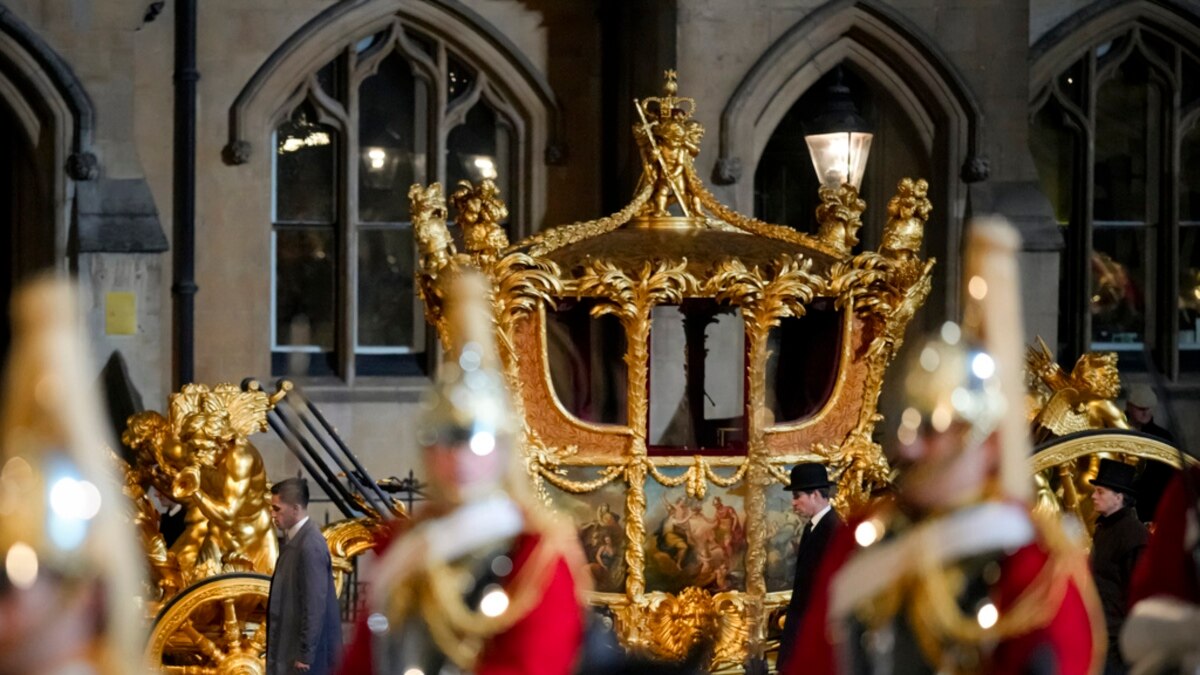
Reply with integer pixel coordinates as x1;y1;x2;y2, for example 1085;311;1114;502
784;463;833;492
1089;458;1138;496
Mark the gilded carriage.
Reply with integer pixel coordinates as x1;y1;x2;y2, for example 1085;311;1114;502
117;381;390;673
412;72;935;666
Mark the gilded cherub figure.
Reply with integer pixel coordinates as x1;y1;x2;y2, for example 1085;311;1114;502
119;383;282;591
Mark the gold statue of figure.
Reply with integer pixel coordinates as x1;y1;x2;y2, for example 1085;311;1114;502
451;178;510;259
634;69;705;218
121;383;284;590
1025;337;1130;522
1026;336;1128;437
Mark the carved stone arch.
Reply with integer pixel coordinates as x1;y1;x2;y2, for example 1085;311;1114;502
716;0;981;321
226;0;560;230
0;6;97;274
1031;0;1200;96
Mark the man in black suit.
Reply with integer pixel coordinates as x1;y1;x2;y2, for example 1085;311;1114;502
266;478;342;675
777;463;841;672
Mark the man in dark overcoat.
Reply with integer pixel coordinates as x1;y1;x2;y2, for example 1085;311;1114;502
267;478;342;675
1090;459;1150;675
777;463;841;672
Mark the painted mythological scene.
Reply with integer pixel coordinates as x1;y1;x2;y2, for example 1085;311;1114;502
764;487;807;592
643;479;747;594
543;469;628;594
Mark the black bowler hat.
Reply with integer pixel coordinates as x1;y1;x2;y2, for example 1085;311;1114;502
1090;459;1138;495
784;463;833;492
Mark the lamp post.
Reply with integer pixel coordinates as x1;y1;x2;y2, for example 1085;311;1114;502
804;68;873;191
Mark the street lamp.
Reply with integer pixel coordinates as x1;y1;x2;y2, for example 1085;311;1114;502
804;69;873;190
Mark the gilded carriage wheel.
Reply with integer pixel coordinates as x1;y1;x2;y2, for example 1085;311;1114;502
1029;430;1198;533
146;572;271;675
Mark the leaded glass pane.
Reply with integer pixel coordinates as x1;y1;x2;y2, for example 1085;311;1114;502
1183;129;1200;222
275;102;338;223
1091;226;1147;346
358;51;428;223
446;103;513;226
275;228;336;349
447;54;475;102
1094;56;1154;223
1030;100;1078;225
356;228;416;348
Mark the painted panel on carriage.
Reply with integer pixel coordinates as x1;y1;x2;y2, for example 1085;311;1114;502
543;467;629;593
643;475;748;594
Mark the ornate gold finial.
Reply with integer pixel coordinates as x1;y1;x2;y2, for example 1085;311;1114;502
451;179;510;260
815;184;867;254
663;69;679;96
411;183;455;272
881;177;931;260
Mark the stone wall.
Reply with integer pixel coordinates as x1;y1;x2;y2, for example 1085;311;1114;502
5;0;1194;484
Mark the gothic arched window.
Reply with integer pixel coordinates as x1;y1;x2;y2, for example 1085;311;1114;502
1032;23;1200;376
270;20;523;378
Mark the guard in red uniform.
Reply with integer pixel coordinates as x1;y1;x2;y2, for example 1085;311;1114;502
784;220;1103;675
340;273;585;675
1120;466;1200;674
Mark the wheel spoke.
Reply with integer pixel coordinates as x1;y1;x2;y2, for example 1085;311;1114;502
222;598;241;649
181;619;226;663
247;620;268;654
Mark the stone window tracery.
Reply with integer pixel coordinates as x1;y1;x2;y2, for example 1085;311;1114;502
269;18;523;379
1031;22;1200;376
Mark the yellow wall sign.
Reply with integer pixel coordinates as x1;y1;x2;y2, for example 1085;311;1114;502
105;291;137;335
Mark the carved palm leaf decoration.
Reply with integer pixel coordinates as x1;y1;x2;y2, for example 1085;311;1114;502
576;259;695;324
707;255;823;331
490;253;563;361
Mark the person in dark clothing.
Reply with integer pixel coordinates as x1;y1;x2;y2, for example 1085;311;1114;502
1090;459;1150;675
1125;384;1179;522
267;478;342;675
776;463;841;672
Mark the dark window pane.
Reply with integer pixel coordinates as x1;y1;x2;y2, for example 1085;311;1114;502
1091;226;1147;345
316;58;339;99
1030;100;1078;225
275;103;338;223
355;29;388;56
446;103;514;228
1182;129;1200;222
1141;29;1175;66
354;354;426;376
357;228;416;348
765;304;842;424
1179;226;1200;351
358;52;427;223
1094;56;1154;222
1056;59;1087;108
1183;54;1200;109
545;300;628;426
275;228;336;349
271;351;337;377
447;53;475;102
